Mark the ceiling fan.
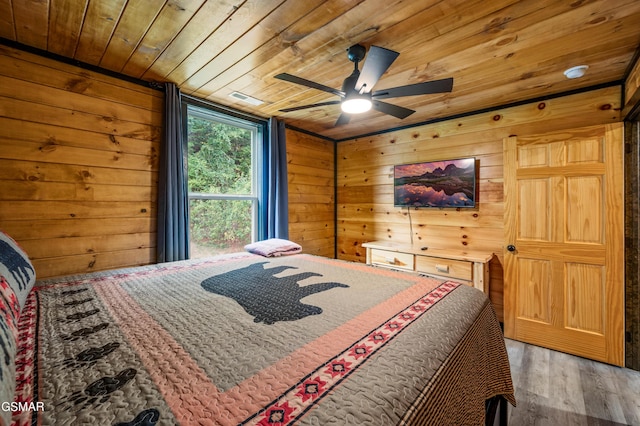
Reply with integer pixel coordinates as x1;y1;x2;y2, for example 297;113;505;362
275;44;453;126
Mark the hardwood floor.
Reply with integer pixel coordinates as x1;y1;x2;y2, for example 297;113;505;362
505;339;640;426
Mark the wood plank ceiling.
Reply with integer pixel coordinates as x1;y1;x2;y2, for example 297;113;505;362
1;0;639;140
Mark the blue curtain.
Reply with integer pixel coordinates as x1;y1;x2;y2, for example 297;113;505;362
266;118;289;239
157;83;190;262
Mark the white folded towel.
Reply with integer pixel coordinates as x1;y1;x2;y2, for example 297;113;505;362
244;238;302;257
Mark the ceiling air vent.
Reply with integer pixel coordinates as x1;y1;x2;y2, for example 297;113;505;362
229;91;264;106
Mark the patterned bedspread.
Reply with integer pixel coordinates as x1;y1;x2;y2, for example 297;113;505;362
10;253;514;425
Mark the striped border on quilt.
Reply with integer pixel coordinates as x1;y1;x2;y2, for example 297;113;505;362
12;292;38;426
242;281;459;426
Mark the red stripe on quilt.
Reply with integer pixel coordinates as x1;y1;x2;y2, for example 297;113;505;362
214;273;445;424
241;281;459;425
92;282;243;424
14;256;458;426
93;264;449;425
12;292;38;426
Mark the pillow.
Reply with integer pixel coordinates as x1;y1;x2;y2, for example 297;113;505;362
244;238;302;257
0;231;36;313
0;276;20;424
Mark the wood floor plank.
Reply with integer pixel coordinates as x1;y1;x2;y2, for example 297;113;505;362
548;350;587;423
525;343;551;398
581;361;627;424
610;367;640;425
505;339;640;426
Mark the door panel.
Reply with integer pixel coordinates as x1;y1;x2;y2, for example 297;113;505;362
566;136;603;164
566;176;603;243
516;258;552;323
518;179;550;241
504;124;624;366
565;262;604;334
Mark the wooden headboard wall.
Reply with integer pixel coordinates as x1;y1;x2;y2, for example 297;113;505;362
336;86;622;319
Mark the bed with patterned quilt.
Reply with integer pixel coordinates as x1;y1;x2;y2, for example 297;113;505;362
0;233;515;425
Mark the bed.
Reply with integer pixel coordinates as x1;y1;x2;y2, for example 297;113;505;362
0;232;515;425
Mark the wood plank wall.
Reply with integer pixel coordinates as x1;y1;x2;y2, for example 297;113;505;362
0;44;163;279
286;129;335;258
0;45;336;278
337;86;622;320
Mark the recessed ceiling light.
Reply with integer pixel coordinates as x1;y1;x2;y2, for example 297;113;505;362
563;65;589;79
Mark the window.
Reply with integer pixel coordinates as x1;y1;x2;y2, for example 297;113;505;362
184;103;264;258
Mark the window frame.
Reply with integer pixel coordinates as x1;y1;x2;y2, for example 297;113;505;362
181;96;268;249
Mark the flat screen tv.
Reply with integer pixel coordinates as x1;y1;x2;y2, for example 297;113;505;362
394;157;477;208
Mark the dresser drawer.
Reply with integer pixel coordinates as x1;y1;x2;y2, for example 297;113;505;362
415;256;472;281
370;249;414;271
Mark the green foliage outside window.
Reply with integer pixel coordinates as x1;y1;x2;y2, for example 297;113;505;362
187;115;255;256
189;199;252;255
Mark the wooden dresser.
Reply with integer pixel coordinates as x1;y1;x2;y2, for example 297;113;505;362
362;241;493;293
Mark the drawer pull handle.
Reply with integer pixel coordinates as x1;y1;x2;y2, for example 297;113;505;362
385;257;397;264
435;264;449;273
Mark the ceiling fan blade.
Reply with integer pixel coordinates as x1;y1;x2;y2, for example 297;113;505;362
279;100;341;113
372;100;415;119
372;77;454;99
355;46;399;93
335;112;351;126
275;73;345;97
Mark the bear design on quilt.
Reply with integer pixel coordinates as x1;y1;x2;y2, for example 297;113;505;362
201;262;348;325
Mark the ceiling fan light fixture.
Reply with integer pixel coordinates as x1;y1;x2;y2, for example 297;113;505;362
275;44;453;126
341;97;372;114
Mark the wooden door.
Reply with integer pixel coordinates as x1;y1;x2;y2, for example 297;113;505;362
504;124;624;366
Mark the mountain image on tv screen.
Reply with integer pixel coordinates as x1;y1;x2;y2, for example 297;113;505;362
394;158;476;208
